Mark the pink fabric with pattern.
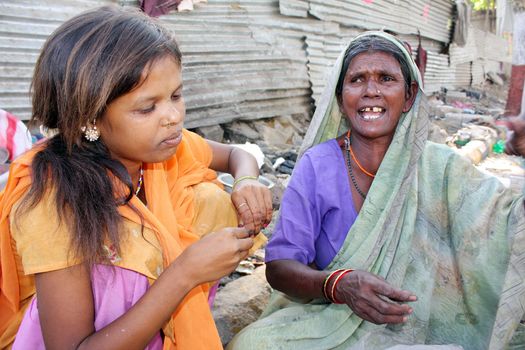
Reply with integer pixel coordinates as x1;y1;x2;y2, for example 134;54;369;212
13;265;162;349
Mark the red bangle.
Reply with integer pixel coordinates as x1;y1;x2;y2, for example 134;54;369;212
322;269;344;301
330;269;353;304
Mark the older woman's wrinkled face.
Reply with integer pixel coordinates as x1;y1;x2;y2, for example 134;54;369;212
339;50;415;141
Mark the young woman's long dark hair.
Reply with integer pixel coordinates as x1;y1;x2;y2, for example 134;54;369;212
18;6;182;264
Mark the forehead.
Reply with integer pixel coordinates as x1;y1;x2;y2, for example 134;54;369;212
347;50;402;73
139;55;181;85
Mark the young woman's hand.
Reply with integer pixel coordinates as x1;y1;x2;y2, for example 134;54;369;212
231;179;273;235
206;140;273;235
178;227;254;286
332;270;417;324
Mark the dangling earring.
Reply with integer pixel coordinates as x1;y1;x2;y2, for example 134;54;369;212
81;119;100;142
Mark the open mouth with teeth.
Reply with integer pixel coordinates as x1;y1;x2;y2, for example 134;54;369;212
358;106;385;120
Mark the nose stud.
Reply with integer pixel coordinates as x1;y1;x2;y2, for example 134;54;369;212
163;122;176;129
377;90;381;94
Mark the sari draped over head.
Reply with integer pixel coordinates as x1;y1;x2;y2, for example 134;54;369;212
228;32;525;350
0;129;223;350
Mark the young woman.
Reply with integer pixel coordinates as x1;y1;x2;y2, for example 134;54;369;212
0;6;271;349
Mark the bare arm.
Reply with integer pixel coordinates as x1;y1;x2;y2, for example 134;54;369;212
267;259;416;325
36;227;253;350
207;140;272;233
266;259;328;300
207;140;259;179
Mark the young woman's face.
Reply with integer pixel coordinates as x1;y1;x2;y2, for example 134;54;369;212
98;55;185;170
339;50;415;141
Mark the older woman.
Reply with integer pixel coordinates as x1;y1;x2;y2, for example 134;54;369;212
228;32;525;349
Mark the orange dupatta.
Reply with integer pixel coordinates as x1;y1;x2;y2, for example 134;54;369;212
0;129;223;349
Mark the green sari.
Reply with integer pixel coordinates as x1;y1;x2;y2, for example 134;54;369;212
228;32;525;350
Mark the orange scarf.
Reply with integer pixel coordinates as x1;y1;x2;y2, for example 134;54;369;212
0;129;223;349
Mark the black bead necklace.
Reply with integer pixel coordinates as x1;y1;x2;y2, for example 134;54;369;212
344;135;367;199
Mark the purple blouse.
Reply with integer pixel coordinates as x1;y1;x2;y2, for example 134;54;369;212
265;139;358;270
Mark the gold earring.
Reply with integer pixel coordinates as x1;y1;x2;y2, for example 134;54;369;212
81;120;100;142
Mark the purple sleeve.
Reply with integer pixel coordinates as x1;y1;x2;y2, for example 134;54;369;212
265;153;321;265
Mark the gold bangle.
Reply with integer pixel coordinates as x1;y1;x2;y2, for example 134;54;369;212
232;175;258;190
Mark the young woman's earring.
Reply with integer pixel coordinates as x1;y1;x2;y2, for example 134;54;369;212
81;119;100;142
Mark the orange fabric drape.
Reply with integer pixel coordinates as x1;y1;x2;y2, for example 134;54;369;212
0;129;223;349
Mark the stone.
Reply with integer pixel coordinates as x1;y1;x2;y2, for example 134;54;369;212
278;150;298;162
223;121;261;143
277;163;294;175
434;113;494;134
251;117;302;147
212;265;271;346
193;125;224;142
260;156;274;175
276;174;291;188
429;105;464;118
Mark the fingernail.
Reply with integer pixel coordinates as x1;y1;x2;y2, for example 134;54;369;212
402;316;408;322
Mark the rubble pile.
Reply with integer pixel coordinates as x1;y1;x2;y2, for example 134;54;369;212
428;86;525;195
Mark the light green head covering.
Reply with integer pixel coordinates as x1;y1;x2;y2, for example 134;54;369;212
300;30;426;158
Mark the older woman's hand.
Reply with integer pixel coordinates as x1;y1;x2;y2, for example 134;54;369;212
333;270;417;324
231;178;273;235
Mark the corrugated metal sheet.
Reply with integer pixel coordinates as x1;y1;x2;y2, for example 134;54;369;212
423;52;471;93
0;0;115;121
305;30;356;105
280;0;454;44
472;60;484;86
279;0;308;17
2;0;335;127
2;0;507;127
424;52;452;93
278;0;469;102
147;0;326;128
472;59;503;86
451;62;472;87
473;28;512;63
304;30;449;104
449;27;478;66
